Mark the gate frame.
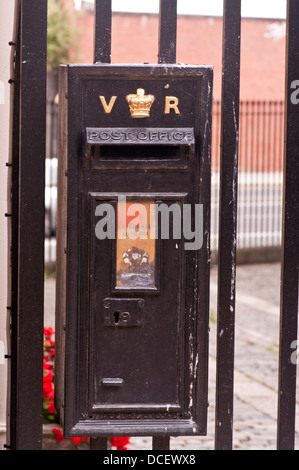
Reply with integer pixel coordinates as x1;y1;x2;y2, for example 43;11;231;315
9;0;47;450
7;0;299;451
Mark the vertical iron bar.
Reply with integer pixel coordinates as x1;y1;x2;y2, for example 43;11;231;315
155;0;178;450
9;0;21;451
94;0;112;63
90;438;108;450
273;102;281;245
250;102;257;247
215;0;241;450
261;101;267;246
268;101;275;246
92;0;112;450
158;0;177;64
245;101;251;248
252;101;265;248
276;102;284;246
277;0;299;450
11;0;47;450
152;436;170;450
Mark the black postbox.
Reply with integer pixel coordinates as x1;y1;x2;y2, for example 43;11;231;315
55;64;213;438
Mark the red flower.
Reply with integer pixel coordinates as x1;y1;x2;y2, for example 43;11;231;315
44;326;55;337
111;437;130;450
46;401;56;414
44;389;54;400
52;428;65;443
43;370;52;382
71;437;82;445
43;383;53;395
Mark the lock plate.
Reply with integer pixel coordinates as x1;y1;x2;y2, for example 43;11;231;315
103;298;145;327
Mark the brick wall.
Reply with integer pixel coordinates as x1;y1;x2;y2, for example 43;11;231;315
73;11;286;101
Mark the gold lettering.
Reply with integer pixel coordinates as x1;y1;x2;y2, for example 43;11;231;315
165;96;180;114
99;96;117;114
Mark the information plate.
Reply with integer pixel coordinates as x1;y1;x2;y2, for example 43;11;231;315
86;127;195;145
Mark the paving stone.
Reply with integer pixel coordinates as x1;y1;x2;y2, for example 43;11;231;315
43;262;299;450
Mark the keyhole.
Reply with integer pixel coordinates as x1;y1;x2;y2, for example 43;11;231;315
114;311;120;324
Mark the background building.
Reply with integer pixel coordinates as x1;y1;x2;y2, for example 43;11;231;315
70;1;286;101
45;2;286;263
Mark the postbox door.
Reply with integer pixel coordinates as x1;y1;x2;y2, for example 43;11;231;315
87;194;187;415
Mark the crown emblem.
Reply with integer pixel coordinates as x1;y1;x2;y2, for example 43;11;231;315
126;88;155;118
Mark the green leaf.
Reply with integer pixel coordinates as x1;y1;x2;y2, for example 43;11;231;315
47;0;80;72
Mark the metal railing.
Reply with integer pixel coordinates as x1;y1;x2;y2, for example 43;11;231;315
211;100;284;252
11;0;299;452
45;100;284;264
45;101;58;266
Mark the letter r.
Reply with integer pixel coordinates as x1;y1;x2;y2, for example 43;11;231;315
165;96;180;114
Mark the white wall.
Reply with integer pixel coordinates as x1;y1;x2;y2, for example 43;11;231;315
0;0;16;449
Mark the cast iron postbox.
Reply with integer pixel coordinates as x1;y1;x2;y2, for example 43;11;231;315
55;64;213;438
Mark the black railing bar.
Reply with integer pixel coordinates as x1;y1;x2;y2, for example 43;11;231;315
277;0;299;450
215;0;241;450
158;0;177;64
147;0;178;451
90;0;112;450
152;436;170;450
8;0;21;451
90;437;108;450
94;0;112;64
12;0;47;450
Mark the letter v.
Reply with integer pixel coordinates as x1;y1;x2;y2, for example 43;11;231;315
99;96;117;113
